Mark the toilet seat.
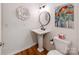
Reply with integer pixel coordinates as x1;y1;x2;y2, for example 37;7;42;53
47;50;63;55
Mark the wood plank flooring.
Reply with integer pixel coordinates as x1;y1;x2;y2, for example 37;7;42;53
16;45;48;55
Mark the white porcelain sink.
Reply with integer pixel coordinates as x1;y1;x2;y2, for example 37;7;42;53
32;28;50;52
32;28;50;35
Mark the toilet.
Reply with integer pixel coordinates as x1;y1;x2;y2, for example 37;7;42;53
47;36;71;55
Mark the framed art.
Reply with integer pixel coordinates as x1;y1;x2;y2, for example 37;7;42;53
55;4;74;28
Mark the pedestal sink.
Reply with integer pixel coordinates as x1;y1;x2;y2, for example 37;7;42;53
32;28;50;52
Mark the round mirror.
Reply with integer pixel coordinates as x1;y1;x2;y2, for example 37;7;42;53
39;11;50;26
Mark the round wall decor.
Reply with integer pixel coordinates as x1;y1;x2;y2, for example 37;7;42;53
16;6;30;21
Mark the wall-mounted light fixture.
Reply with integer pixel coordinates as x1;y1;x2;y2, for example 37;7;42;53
39;4;50;13
39;4;46;9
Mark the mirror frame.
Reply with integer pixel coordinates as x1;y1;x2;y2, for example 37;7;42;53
39;11;51;26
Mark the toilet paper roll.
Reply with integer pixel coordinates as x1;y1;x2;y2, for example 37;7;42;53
50;41;54;45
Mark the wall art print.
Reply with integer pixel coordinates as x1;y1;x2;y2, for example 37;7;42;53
16;6;30;21
55;4;74;28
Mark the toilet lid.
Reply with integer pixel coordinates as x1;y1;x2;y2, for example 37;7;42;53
47;50;63;55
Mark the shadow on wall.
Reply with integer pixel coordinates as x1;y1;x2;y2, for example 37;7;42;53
31;31;38;43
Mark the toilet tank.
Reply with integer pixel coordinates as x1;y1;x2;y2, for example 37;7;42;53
53;36;71;54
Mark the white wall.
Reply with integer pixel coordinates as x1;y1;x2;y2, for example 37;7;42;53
77;4;79;52
2;3;41;55
49;3;79;54
1;3;79;55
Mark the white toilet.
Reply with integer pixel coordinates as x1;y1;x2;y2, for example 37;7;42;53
47;36;71;55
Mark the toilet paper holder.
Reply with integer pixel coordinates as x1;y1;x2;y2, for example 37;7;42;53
0;42;4;46
50;39;54;45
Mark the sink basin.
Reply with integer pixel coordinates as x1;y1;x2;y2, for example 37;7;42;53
32;28;50;52
32;28;50;35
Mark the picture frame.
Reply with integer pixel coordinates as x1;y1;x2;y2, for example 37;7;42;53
55;4;74;28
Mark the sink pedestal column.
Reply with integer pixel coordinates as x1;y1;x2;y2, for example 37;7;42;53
37;34;44;52
32;29;50;52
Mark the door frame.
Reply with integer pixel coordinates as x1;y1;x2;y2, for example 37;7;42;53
0;3;1;55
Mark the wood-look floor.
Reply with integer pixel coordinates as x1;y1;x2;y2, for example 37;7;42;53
16;45;48;55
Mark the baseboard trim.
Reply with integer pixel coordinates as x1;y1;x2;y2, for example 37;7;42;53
8;42;37;55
